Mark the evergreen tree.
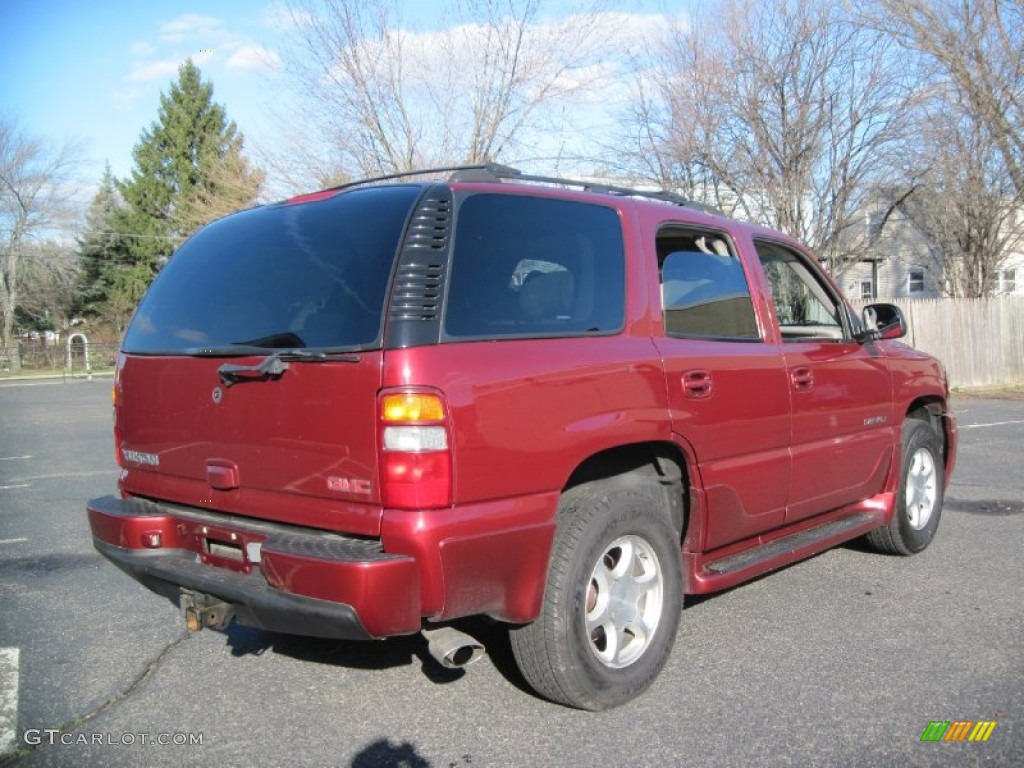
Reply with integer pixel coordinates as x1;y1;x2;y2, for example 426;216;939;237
104;60;263;330
76;162;125;313
116;60;262;273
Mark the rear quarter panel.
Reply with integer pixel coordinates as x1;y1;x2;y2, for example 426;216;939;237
382;337;671;503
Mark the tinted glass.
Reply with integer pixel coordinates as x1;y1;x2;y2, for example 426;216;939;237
755;239;845;340
658;231;759;339
123;186;420;353
444;194;625;338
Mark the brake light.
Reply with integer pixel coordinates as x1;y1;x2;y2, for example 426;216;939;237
379;391;452;509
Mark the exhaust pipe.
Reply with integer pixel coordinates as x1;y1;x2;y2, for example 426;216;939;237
421;626;485;669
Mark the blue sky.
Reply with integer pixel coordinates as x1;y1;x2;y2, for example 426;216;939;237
1;1;297;196
1;0;683;205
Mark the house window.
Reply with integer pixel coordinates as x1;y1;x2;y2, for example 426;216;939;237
999;269;1017;293
907;267;925;294
858;279;874;300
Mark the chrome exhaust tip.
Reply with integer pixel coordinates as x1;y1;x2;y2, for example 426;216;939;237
421;626;485;669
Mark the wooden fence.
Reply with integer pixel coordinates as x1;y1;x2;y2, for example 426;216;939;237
851;296;1024;389
4;300;1022;389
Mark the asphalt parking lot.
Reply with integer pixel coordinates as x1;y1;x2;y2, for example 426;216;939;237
1;379;1021;767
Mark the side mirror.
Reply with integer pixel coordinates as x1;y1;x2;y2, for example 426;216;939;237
859;303;908;342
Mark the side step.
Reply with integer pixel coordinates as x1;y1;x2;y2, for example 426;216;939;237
705;511;877;575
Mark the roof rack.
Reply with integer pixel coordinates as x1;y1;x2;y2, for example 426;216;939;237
320;162;725;215
451;163;724;215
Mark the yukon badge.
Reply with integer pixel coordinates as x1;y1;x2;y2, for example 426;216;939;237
122;449;160;467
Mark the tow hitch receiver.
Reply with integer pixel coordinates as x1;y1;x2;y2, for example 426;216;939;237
181;590;235;632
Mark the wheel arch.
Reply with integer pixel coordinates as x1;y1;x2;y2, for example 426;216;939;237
905;396;953;471
563;442;690;537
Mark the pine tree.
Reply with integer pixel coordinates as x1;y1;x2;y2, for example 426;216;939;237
116;60;263;271
103;60;263;331
76;162;125;313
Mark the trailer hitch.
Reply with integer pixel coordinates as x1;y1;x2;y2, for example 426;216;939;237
181;590;235;632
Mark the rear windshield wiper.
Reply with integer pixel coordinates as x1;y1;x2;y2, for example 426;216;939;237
216;348;361;387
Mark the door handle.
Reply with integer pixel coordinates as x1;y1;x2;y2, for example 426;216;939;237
790;367;814;391
682;370;713;398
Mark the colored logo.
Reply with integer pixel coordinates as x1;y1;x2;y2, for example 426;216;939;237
920;720;997;742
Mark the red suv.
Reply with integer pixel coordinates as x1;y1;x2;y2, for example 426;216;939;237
88;165;956;710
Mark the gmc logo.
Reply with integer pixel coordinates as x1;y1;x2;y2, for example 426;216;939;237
326;476;372;495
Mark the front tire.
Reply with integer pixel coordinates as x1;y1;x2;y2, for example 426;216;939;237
866;419;945;555
510;485;683;710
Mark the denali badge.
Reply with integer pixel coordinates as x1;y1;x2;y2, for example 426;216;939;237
122;449;160;466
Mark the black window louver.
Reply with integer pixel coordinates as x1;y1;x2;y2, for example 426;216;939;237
388;193;452;321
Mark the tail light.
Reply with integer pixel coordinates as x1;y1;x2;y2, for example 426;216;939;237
112;356;123;468
379;391;452;509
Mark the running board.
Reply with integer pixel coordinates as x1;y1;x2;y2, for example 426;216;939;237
705;511;878;575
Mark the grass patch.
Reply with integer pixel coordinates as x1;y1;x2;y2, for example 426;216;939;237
952;383;1024;400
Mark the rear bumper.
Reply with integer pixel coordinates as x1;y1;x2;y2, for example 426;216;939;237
87;495;420;639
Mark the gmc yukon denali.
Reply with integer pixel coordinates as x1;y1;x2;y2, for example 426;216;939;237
87;165;956;710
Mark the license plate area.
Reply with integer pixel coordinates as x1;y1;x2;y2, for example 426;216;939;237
195;525;261;574
206;537;244;561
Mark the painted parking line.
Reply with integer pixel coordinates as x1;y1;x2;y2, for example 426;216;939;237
959;420;1024;429
0;456;31;462
19;470;112;481
0;648;18;758
0;470;111;491
0;538;28;545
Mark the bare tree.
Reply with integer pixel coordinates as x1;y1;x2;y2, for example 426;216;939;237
173;131;265;234
893;100;1023;297
872;0;1024;196
275;0;613;181
861;0;1024;297
625;0;911;274
0;118;80;370
15;241;81;331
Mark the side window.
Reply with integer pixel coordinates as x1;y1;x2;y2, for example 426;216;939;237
755;240;845;341
444;195;625;338
658;229;759;340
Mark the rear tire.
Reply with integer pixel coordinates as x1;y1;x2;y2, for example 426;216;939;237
866;419;944;555
510;485;682;710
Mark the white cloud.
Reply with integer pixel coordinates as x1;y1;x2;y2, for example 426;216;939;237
126;59;183;83
159;13;225;43
226;45;282;72
111;85;144;111
261;2;316;30
130;41;155;57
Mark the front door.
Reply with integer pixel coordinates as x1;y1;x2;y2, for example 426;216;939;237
754;239;894;523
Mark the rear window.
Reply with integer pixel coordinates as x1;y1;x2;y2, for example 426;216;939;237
122;186;421;354
444;194;625;338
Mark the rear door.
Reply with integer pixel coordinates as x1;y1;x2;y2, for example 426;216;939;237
115;185;423;535
116;354;384;534
651;225;792;551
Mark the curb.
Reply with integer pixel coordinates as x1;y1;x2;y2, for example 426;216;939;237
0;371;115;387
